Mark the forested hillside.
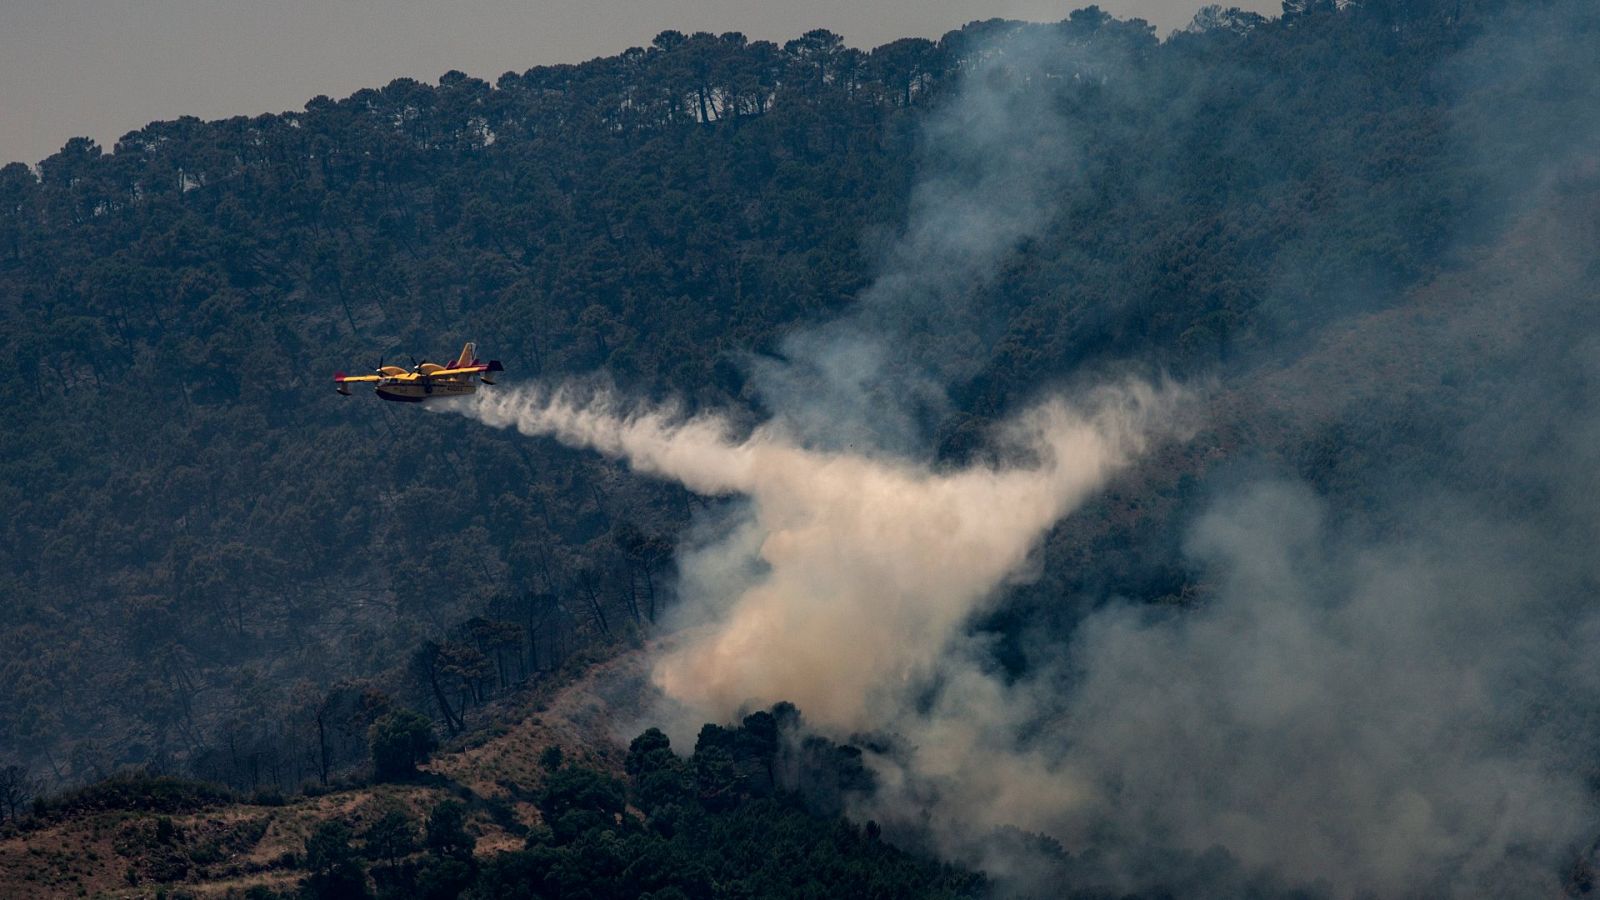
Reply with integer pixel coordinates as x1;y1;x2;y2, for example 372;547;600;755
3;5;1598;892
0;657;986;899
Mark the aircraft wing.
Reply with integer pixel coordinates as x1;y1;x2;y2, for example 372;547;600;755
334;373;382;384
426;361;505;377
425;360;499;374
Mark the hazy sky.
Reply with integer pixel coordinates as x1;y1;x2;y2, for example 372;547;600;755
0;0;1277;167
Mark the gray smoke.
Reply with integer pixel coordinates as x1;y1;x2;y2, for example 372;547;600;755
466;379;1185;730
1036;480;1600;896
876;453;1600;896
855;4;1600;896
749;22;1096;453
456;6;1600;897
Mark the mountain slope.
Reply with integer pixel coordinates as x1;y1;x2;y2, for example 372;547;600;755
0;0;1592;818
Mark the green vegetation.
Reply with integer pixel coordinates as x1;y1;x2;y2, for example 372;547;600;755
1;0;1559;793
369;710;439;782
304;820;373;899
0;0;1596;894
360;802;421;874
312;709;980;900
474;711;979;899
30;773;235;820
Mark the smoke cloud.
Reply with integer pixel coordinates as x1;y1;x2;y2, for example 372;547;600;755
466;380;1183;731
455;29;1195;865
1033;480;1600;897
452;23;1211;892
455;4;1600;897
749;23;1096;453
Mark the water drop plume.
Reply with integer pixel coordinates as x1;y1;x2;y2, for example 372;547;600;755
463;379;1185;730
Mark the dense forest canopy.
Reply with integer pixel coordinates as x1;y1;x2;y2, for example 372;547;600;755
3;0;1600;894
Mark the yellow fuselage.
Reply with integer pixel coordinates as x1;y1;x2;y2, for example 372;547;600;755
374;377;480;402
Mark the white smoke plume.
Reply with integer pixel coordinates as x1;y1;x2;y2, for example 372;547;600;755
1032;481;1600;897
466;380;1184;732
458;21;1180;752
456;6;1600;897
749;22;1094;453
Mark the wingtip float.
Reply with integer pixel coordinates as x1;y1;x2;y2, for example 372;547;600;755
334;342;504;402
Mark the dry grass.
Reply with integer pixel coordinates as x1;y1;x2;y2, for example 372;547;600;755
0;648;659;897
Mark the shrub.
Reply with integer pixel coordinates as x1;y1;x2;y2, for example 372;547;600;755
368;710;438;782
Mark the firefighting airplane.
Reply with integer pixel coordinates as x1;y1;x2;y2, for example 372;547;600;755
334;342;503;402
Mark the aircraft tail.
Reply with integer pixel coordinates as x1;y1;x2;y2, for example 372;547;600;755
453;342;478;368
